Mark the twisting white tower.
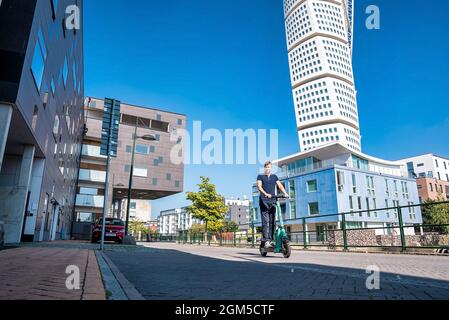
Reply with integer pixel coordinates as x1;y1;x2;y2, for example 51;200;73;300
283;0;361;152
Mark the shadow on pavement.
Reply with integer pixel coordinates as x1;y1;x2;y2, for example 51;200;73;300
105;247;449;300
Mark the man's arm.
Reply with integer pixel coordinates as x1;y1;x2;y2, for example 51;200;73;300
257;180;272;198
276;180;289;197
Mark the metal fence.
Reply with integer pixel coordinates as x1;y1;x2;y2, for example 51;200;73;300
174;201;449;253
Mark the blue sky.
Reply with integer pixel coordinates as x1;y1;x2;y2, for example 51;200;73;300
84;0;449;218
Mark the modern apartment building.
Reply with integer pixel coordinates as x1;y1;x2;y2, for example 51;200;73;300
283;0;361;152
225;198;251;230
72;97;186;239
397;154;449;202
158;207;204;236
0;0;84;244
253;143;422;235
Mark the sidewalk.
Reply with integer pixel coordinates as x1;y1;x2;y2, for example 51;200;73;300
0;245;106;300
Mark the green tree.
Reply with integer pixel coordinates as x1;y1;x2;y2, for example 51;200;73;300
190;223;206;233
186;177;229;232
128;220;149;236
223;220;239;232
422;194;449;234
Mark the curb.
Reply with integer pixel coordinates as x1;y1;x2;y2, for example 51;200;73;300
95;250;145;300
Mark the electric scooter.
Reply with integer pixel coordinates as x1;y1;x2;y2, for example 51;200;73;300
259;195;292;258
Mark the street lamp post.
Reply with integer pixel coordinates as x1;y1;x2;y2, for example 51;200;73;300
125;126;157;236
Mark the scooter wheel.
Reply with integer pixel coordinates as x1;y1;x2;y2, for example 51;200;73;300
282;243;291;259
260;245;268;257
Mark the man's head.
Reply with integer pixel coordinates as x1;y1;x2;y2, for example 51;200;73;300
264;161;272;175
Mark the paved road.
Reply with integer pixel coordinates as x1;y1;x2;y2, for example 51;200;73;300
105;243;449;300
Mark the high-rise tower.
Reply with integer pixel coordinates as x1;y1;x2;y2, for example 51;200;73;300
283;0;361;152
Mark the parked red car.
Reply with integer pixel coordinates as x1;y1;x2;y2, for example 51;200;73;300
91;218;125;244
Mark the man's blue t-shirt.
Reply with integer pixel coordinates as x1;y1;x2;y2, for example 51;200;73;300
257;174;279;205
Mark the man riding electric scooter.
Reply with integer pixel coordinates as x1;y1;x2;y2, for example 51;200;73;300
257;161;290;254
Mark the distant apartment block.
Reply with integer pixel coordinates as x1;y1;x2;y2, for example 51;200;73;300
225;198;251;230
72;97;186;239
0;0;84;244
253;143;422;236
397;154;449;202
158;207;204;236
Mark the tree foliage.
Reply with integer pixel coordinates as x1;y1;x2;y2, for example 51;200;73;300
186;177;228;232
222;220;240;232
190;223;206;233
422;195;449;234
128;220;149;236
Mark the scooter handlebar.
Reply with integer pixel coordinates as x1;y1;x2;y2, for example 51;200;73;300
272;194;289;200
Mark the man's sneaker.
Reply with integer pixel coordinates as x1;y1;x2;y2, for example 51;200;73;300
264;241;273;249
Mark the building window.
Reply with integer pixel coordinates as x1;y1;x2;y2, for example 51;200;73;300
372;198;377;218
385;199;390;218
76;212;93;223
51;0;59;19
79;187;98;195
435;159;439;168
408;202;416;220
349;196;354;216
175;181;180;188
177;119;183;125
366;176;375;196
152;178;158;186
393;180;399;198
53;115;60;136
392;200;399;218
401;181;409;199
130;202;137;210
351;173;357;194
124;165;147;177
62;57;68;87
135;144;150;155
154;158;162;166
308;202;319;215
357;196;362;217
385;179;390;197
166;173;172;180
290;200;296;220
430;183;433;192
289;180;296;198
307;180;317;193
31;32;47;91
366;197;371;217
32;105;39;131
51;79;56;96
406;162;415;178
336;171;344;191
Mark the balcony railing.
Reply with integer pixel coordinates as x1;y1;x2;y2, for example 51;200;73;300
278;159;347;179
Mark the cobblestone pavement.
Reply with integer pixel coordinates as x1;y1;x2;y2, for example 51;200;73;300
0;245;105;300
105;243;449;300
